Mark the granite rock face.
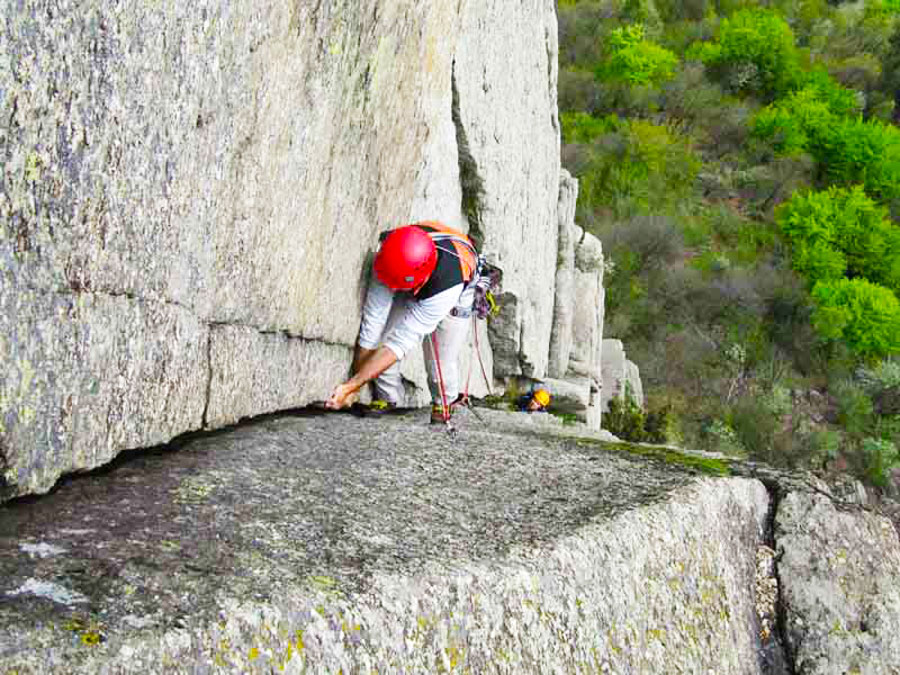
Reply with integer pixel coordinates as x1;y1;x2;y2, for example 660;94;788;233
0;408;774;674
1;0;562;498
541;171;606;429
776;490;900;673
601;338;644;411
454;0;561;380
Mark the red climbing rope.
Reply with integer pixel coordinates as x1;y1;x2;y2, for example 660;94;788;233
430;332;451;424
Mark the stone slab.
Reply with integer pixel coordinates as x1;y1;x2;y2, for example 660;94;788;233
0;409;770;673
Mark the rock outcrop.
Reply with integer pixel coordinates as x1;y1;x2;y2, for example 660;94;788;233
0;409;767;673
601;338;644;411
1;0;562;499
3;408;898;673
543;171;606;429
776;489;900;672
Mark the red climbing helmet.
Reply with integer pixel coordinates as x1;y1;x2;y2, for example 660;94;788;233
373;226;438;291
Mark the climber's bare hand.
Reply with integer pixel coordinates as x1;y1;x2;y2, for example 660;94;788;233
325;382;358;410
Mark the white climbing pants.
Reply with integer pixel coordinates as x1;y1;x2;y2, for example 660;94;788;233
372;295;474;406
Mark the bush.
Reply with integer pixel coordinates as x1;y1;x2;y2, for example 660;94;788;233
812;117;900;206
605;388;676;444
558;1;618;68
860;437;900;487
776;185;900;290
559;68;606;114
800;68;864;117
811;278;900;358
731;394;782;462
690;8;804;100
561;112;620;143
605;391;648;442
751;74;861;155
563;114;701;219
598;24;679;86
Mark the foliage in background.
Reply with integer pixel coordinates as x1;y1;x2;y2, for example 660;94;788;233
776;186;900;291
811;278;900;359
599;24;679;85
688;8;802;100
562;113;701;219
558;0;900;489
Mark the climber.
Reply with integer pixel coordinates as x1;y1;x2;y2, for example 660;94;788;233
517;388;551;413
324;221;478;424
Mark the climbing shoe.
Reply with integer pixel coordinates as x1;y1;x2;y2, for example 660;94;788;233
430;403;453;425
366;399;397;414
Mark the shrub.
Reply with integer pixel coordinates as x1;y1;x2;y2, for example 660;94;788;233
776;185;900;290
558;1;619;68
690;8;803;100
731;395;781;462
563;114;701;219
860;437;900;487
598;24;679;86
561;112;620;143
751;74;861;155
811;117;900;206
654;0;710;23
811;278;900;358
605;389;677;444
858;358;900;392
800;68;864;117
605;391;648;442
559;68;606;114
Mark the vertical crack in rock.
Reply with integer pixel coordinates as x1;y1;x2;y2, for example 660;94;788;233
450;62;485;246
0;445;11;502
760;480;797;675
201;329;213;429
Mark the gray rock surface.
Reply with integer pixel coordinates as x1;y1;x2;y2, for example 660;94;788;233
1;0;562;498
543;175;606;430
601;339;644;411
455;0;561;379
1;408;772;674
0;290;208;498
776;490;900;673
547;170;579;379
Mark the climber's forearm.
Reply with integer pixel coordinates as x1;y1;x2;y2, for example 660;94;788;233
352;345;377;376
345;345;397;393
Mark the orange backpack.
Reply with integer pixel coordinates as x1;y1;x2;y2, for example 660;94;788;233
416;221;478;283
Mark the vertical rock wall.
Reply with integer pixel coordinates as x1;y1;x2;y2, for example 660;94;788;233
0;0;562;499
542;170;607;429
454;0;561;380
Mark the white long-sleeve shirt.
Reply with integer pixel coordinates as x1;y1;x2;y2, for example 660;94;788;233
358;279;468;360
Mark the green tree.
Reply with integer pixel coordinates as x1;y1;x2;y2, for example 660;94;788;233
811;278;900;358
881;23;900;122
689;8;803;100
777;186;900;290
598;24;679;86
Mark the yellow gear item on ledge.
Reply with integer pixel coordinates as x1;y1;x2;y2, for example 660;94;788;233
533;389;551;407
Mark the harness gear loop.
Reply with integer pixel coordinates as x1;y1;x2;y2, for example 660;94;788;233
429;332;451;425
